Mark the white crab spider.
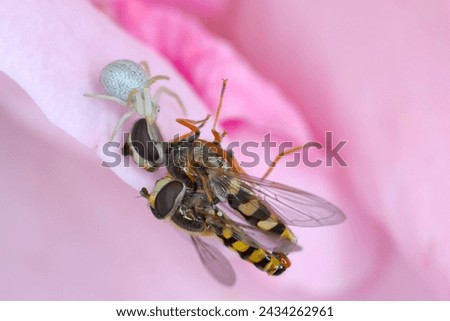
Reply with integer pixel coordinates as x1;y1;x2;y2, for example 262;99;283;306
85;59;186;141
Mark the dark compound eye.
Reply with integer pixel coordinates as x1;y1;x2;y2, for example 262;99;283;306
151;180;185;219
129;118;163;164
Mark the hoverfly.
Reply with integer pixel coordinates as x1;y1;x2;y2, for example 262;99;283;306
124;80;346;285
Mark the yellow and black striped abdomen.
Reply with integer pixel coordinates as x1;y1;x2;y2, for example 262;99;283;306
215;225;290;276
227;179;297;245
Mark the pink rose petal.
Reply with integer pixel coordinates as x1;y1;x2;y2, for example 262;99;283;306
3;0;437;300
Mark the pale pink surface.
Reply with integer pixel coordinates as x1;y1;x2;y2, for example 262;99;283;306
0;0;447;300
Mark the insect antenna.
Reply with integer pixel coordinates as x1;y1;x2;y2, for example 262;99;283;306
211;79;228;143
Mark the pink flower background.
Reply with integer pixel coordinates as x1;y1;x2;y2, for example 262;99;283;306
0;0;449;300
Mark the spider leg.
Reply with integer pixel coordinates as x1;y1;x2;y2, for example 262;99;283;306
84;93;127;106
140;76;171;125
109;109;137;141
139;61;151;77
126;88;143;115
153;86;186;115
146;75;170;87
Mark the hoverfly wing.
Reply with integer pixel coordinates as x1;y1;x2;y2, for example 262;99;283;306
191;236;236;286
208;169;346;227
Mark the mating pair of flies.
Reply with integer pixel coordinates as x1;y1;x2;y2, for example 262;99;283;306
86;60;345;285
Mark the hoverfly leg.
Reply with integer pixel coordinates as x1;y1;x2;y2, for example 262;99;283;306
261;145;304;180
211;129;227;144
175;115;211;141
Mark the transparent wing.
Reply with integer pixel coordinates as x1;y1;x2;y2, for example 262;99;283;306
191;236;236;286
208;168;346;228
